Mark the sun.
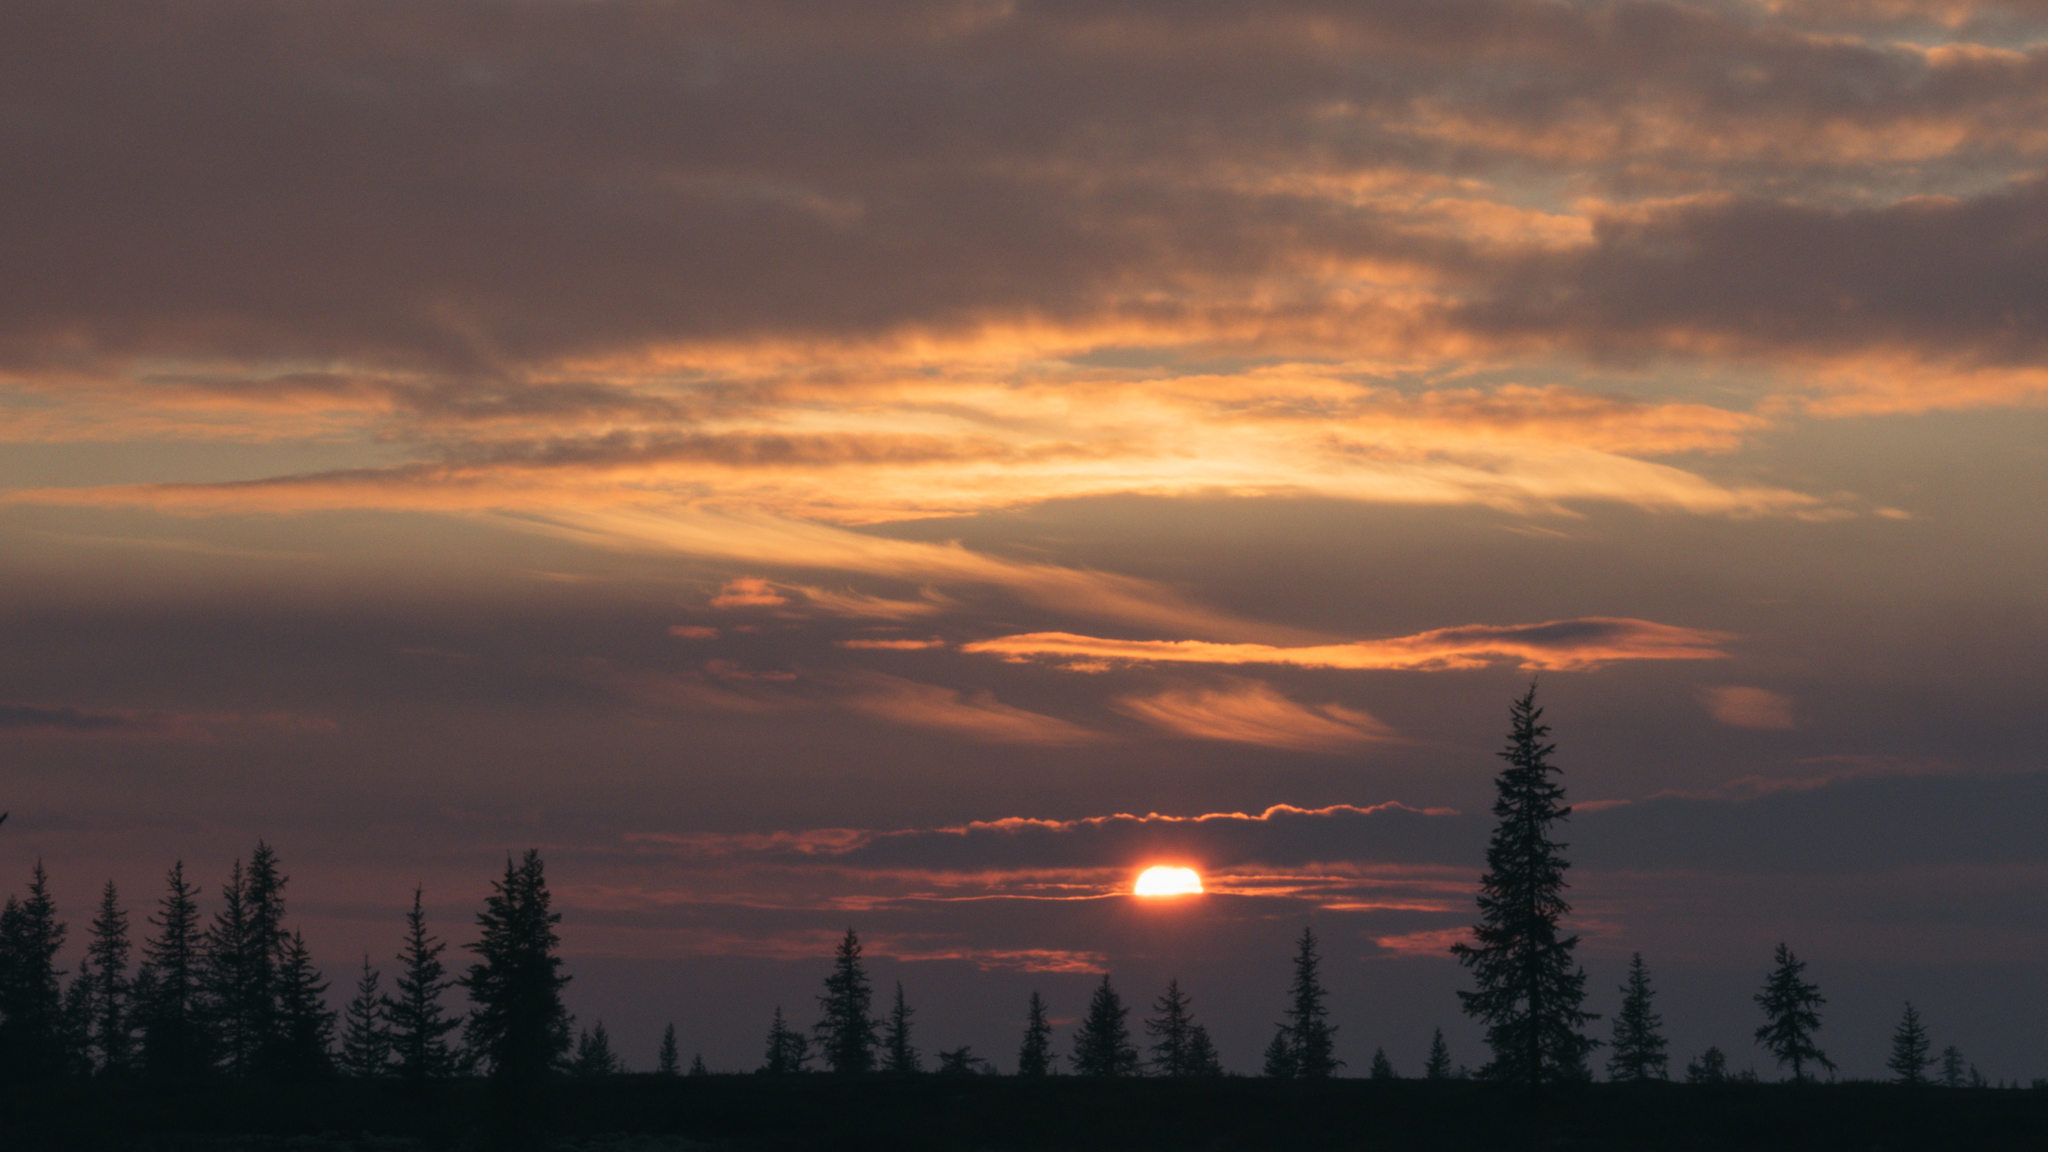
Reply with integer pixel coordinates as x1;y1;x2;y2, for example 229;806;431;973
1133;865;1204;896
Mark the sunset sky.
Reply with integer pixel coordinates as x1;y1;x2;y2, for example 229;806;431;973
4;0;2047;1080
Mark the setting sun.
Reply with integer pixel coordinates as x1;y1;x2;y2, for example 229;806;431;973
1133;865;1204;896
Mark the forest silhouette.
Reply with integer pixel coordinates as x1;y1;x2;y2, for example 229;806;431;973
0;689;2040;1150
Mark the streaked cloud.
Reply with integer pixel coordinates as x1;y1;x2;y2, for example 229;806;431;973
839;672;1104;745
965;617;1734;672
1114;679;1400;751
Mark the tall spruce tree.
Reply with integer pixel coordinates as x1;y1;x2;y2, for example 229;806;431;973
241;843;290;1074
812;928;878;1074
461;849;572;1087
204;849;293;1076
762;1006;810;1074
134;862;209;1076
1606;952;1669;1081
883;981;919;1074
385;886;460;1082
0;861;70;1080
1451;686;1599;1087
1185;1023;1223;1077
339;956;390;1078
1017;991;1055;1076
1888;1002;1932;1085
1071;973;1138;1076
83;880;134;1074
1284;927;1340;1078
656;1023;680;1075
1753;943;1833;1082
1425;1028;1453;1079
1146;978;1196;1077
270;929;335;1079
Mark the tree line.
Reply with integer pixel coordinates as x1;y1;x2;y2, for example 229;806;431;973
0;688;2020;1088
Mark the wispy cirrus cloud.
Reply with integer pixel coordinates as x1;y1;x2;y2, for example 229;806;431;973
965;617;1734;672
1114;679;1401;751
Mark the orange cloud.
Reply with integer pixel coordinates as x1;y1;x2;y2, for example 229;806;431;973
708;577;788;608
840;672;1103;745
1114;679;1399;751
966;617;1733;672
1699;685;1796;729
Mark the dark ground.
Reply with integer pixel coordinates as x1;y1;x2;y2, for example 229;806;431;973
1;1076;2043;1152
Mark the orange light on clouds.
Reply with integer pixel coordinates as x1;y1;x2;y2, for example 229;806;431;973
1133;866;1204;896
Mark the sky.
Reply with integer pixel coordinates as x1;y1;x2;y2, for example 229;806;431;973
3;0;2047;1081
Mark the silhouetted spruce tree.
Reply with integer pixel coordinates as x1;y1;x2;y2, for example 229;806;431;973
937;1045;993;1075
1753;943;1832;1082
1425;1028;1453;1079
385;886;460;1083
204;849;292;1076
1285;927;1340;1078
1888;1002;1932;1085
1939;1046;1966;1088
1146;978;1196;1076
813;928;878;1074
82;880;134;1075
762;1006;810;1073
61;969;95;1076
1607;952;1669;1081
1261;1027;1297;1078
339;956;390;1078
1185;1023;1222;1076
1684;1047;1727;1083
657;1023;680;1075
572;1020;620;1075
461;849;572;1087
1367;1047;1395;1079
1071;973;1138;1076
0;862;70;1080
134;862;210;1076
270;929;335;1079
883;981;920;1074
688;1053;708;1076
241;843;291;1074
1451;686;1599;1087
1017;991;1055;1076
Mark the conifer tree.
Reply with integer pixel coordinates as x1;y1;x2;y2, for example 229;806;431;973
134;862;209;1076
937;1045;993;1075
1017;991;1055;1076
1752;943;1833;1082
80;880;134;1075
762;1005;810;1074
1425;1028;1453;1080
1370;1047;1398;1079
0;861;70;1079
688;1053;708;1076
1606;952;1669;1081
1284;927;1340;1078
1185;1023;1222;1076
1939;1046;1966;1088
883;981;919;1074
1146;978;1196;1077
1451;686;1599;1087
1684;1047;1727;1084
1261;1026;1297;1078
461;849;572;1086
657;1023;680;1075
204;851;289;1076
1071;973;1138;1076
385;886;460;1082
60;969;95;1076
1888;1002;1932;1085
572;1020;620;1076
339;956;390;1078
813;928;878;1074
270;929;335;1079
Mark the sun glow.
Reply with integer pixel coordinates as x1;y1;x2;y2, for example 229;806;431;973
1133;866;1204;896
